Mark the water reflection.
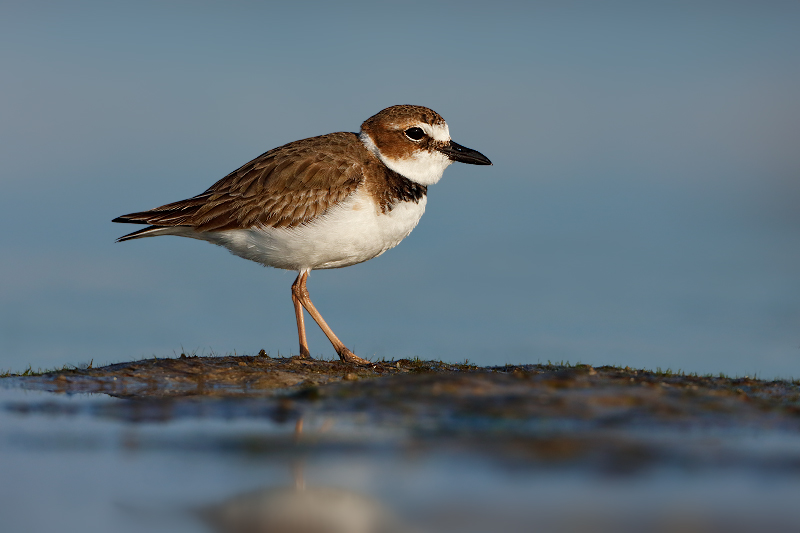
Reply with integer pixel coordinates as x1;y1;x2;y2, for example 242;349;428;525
4;376;800;533
199;420;408;533
201;484;404;533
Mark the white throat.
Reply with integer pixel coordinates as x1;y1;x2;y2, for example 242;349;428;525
360;132;452;186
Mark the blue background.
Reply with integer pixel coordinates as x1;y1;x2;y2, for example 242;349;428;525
1;1;798;378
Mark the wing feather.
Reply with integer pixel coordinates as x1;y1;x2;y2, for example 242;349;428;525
114;132;364;233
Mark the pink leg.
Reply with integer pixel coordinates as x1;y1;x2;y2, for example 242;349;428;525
291;271;370;365
291;273;311;358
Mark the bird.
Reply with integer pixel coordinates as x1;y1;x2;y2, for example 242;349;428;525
113;105;492;365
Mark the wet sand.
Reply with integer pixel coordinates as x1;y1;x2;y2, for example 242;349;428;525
3;356;800;532
6;355;800;469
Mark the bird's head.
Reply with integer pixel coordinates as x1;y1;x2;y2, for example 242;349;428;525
359;105;492;186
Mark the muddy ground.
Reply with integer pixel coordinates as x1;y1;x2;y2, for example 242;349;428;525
5;355;800;472
4;356;800;532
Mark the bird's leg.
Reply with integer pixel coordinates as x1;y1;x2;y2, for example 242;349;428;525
291;273;311;358
292;271;371;365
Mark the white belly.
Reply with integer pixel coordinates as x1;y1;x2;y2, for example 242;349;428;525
184;188;427;271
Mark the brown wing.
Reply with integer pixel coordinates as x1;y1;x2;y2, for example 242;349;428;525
113;132;365;232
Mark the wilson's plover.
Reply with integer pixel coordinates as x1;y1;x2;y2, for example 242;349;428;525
114;105;492;364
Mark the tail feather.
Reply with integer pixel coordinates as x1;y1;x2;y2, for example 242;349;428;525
115;225;184;242
112;215;147;225
113;194;214;242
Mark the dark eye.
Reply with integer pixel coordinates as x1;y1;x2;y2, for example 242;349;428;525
404;127;425;141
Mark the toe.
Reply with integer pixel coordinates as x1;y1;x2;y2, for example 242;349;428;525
338;349;371;365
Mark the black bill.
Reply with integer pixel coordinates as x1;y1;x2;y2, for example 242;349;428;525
438;141;493;165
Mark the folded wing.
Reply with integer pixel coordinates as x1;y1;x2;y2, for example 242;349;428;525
113;133;364;241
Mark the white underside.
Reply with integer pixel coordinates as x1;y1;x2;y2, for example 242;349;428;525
162;188;427;271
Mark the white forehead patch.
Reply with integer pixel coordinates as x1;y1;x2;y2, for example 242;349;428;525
420;122;451;142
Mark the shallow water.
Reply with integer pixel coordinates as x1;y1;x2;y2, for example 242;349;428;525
3;362;800;533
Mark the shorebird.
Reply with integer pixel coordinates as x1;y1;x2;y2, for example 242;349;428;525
114;105;492;364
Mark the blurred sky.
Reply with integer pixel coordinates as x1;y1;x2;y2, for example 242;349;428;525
1;1;798;378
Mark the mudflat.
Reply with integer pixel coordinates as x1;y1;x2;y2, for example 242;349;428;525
3;356;800;532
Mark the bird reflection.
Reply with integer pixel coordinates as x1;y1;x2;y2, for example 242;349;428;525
199;418;409;533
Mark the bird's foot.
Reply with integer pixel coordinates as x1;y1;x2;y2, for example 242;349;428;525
298;346;312;359
337;348;371;366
